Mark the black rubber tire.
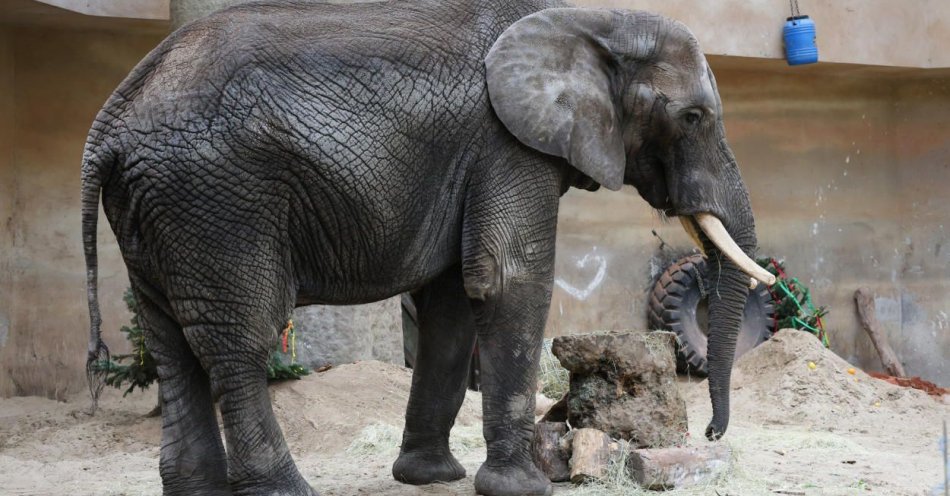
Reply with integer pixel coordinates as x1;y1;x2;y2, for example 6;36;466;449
648;254;775;376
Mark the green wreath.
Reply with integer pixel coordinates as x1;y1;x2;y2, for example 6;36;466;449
757;258;830;347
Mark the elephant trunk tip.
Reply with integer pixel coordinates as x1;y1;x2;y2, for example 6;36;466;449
705;421;726;441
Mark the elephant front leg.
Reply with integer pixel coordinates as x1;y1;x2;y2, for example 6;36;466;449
468;277;553;496
461;191;559;496
392;266;476;485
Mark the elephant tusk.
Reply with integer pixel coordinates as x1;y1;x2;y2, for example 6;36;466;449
694;213;776;288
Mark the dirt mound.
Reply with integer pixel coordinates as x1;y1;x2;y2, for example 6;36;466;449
724;329;940;430
271;360;482;454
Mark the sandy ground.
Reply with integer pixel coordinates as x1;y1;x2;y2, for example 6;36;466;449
1;331;947;496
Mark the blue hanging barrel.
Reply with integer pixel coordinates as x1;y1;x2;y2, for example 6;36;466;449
784;15;818;65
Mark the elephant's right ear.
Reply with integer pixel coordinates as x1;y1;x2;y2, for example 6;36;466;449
485;8;626;191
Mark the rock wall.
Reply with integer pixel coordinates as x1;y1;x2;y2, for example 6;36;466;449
289;299;404;370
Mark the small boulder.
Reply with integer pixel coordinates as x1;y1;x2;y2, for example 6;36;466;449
552;331;687;447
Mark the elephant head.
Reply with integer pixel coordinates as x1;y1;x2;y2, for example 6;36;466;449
485;8;775;440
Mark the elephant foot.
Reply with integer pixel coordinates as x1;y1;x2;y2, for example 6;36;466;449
392;448;466;485
162;481;232;496
474;462;552;496
232;487;318;496
230;478;319;496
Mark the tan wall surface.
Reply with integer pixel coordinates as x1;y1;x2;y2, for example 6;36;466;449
17;0;950;67
0;30;15;372
0;25;163;398
575;0;950;68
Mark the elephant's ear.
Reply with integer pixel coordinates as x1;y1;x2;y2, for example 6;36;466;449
486;8;627;191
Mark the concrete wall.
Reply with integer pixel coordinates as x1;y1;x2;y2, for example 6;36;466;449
889;76;950;380
24;0;950;67
0;25;163;398
575;0;950;68
0;30;15;370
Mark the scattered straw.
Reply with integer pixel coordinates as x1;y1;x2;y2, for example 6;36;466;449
562;439;770;496
345;423;401;457
539;338;570;399
449;424;485;454
345;422;486;459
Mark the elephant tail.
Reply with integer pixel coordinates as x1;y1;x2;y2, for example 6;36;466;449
81;144;112;414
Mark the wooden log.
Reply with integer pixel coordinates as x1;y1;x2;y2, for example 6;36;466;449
627;445;731;489
569;428;612;483
854;288;906;377
533;422;570;482
539;393;567;423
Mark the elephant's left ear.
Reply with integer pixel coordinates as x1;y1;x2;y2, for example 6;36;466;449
486;8;626;191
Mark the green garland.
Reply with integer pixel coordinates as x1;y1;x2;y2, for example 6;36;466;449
95;289;159;396
93;289;309;396
267;354;310;381
756;258;831;348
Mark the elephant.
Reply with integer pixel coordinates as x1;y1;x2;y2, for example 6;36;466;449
81;0;774;495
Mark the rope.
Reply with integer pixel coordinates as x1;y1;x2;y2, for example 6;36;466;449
281;320;297;364
789;0;801;17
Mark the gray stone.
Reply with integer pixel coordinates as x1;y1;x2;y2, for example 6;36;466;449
551;331;687;448
281;297;404;370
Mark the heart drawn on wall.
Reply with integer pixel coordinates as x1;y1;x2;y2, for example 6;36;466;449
555;252;607;301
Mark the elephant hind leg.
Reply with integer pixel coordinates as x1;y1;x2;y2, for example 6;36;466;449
131;281;230;496
171;255;316;496
393;265;476;485
188;324;311;496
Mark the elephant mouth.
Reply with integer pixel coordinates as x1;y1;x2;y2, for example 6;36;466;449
679;214;775;289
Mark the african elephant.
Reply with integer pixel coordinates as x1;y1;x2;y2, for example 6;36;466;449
81;1;774;495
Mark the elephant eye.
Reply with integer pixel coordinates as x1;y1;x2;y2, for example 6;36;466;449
683;109;703;126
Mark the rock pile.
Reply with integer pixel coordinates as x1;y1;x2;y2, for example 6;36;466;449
551;330;688;447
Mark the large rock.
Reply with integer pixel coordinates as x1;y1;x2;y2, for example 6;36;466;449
280;298;404;370
551;331;687;448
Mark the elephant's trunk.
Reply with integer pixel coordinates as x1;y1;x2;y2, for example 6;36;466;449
701;243;751;440
682;208;759;440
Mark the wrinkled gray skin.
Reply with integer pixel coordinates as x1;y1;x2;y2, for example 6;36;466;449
81;1;757;495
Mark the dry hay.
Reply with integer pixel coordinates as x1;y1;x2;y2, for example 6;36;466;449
271;360;482;454
539;338;570;399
